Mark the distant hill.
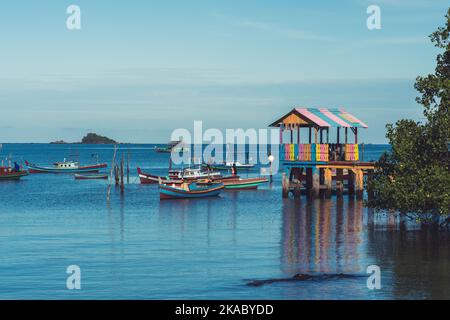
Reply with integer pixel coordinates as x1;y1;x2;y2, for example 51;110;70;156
81;133;118;144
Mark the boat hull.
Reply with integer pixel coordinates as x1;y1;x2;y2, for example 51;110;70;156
159;183;224;200
137;168;181;184
209;164;255;171
0;170;28;181
223;177;269;190
74;173;109;180
26;162;107;174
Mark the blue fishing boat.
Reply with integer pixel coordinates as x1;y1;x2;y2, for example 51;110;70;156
25;160;107;174
159;181;224;200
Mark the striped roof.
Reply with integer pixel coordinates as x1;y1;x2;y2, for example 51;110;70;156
269;107;368;128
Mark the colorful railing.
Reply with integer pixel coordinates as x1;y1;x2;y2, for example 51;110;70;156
282;143;359;162
344;144;359;161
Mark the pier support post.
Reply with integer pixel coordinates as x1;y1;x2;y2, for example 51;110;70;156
336;168;344;197
312;167;320;198
282;172;289;198
348;169;355;197
291;167;302;198
355;169;364;199
306;167;313;198
324;168;332;198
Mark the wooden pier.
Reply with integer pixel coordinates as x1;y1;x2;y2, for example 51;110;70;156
269;107;375;199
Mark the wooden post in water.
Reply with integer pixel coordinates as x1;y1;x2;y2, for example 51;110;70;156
324;168;332;198
336;168;344;197
107;145;118;202
126;151;130;184
355;169;364;199
115;165;120;186
292;167;302;198
348;169;355;197
120;154;125;193
312;167;320;198
282;172;289;198
306;167;313;198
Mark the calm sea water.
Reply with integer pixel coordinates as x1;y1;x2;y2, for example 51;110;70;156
0;144;449;300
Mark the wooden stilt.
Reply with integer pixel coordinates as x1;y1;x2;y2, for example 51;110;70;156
336;168;344;197
324;168;332;198
312;167;320;198
282;172;289;198
355;169;364;199
306;167;313;198
348;169;355;197
120;155;125;193
126;151;130;184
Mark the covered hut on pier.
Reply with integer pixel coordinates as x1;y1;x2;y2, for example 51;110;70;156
269;107;375;198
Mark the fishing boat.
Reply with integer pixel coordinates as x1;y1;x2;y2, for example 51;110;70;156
137;166;221;184
137;167;182;184
25;160;107;174
154;140;187;153
197;176;268;190
74;173;109;180
207;161;255;171
0;166;28;181
170;167;222;180
159;181;224;200
222;177;268;190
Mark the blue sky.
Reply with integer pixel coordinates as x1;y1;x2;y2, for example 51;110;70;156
0;0;448;143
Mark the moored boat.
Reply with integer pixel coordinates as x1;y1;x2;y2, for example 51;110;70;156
159;181;224;200
25;160;107;174
137;167;221;184
197;176;268;190
137;167;182;184
0;166;28;181
74;173;109;180
222;177;268;190
154;140;187;153
207;161;255;171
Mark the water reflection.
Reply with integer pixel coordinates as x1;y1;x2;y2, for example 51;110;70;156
367;222;450;299
281;198;366;275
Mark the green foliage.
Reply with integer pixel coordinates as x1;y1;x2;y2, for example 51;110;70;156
367;8;450;225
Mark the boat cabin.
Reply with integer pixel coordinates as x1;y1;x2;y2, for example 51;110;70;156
53;161;79;169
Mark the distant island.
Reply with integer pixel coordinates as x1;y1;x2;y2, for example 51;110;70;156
50;133;118;144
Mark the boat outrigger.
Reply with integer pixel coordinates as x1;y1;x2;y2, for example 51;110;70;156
25;160;107;174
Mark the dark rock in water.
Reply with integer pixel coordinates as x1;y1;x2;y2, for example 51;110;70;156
246;273;364;287
80;133;118;144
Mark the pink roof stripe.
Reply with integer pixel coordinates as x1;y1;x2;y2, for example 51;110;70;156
295;108;331;127
319;108;351;127
339;108;368;128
